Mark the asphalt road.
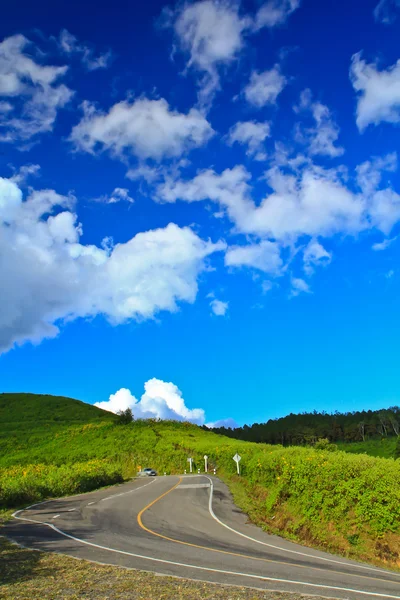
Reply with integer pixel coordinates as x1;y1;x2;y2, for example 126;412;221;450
5;475;400;599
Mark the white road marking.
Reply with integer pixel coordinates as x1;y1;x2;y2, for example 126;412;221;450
52;515;60;519
87;502;95;506
204;476;397;578
10;509;400;600
178;483;210;489
100;478;156;502
68;508;75;512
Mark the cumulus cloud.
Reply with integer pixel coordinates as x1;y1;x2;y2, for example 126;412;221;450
70;98;214;162
351;52;400;130
95;379;206;424
0;35;73;143
158;156;400;242
165;0;249;104
157;151;400;282
163;0;299;104
226;120;270;159
294;89;344;157
57;29;112;70
0;177;224;353
95;187;134;204
243;66;286;108
210;298;229;316
374;0;400;24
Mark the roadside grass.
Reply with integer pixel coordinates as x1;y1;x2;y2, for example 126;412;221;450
0;537;328;600
0;509;13;526
223;474;400;571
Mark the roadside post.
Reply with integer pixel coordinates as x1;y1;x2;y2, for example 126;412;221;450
198;468;200;474
187;457;193;473
204;455;208;472
233;452;241;475
213;468;216;475
184;469;187;474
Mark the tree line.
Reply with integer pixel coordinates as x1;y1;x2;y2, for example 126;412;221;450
209;406;400;446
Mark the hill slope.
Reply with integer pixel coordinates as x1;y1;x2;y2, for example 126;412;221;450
1;393;400;570
0;393;115;425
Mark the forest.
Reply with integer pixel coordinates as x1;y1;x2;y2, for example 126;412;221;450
210;406;400;447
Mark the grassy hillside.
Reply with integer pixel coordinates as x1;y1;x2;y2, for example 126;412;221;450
0;393;115;425
336;437;398;459
1;393;400;570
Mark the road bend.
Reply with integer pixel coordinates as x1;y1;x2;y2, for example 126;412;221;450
5;475;400;600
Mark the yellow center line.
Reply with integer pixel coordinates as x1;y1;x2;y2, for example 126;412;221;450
136;477;398;586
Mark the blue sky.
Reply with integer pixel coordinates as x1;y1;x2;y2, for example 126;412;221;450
1;0;400;426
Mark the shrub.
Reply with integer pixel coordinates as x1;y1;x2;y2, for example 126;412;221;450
314;438;338;452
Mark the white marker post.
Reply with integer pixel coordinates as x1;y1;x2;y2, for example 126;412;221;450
233;452;241;475
187;457;193;473
204;455;208;473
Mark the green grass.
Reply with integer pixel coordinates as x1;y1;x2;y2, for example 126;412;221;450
1;393;400;570
337;437;398;459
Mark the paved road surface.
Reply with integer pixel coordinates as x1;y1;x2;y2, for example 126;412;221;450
4;475;400;599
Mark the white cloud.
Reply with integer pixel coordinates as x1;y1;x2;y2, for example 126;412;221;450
0;101;12;112
261;280;274;293
158;156;400;242
254;0;300;29
163;0;298;104
0;35;73;143
226;120;270;159
210;298;229;316
96;187;134;204
243;66;286;108
303;240;331;275
58;29;112;71
206;417;238;428
164;0;250;104
351;52;400;130
126;164;161;183
70;98;214;161
225;240;283;274
95;379;206;424
372;235;398;250
374;0;400;24
294;89;344;157
0;177;224;353
10;164;41;185
290;277;311;296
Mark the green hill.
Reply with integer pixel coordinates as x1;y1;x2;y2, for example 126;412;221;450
0;392;115;425
1;393;400;570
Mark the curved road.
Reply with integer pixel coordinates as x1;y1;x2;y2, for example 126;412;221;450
5;475;400;599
